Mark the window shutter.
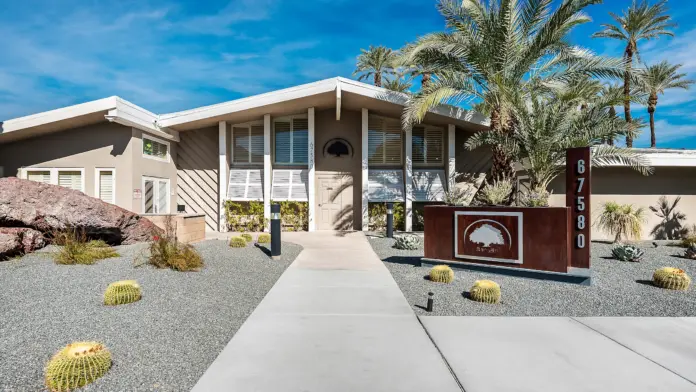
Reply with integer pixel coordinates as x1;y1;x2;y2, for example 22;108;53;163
292;118;308;164
368;116;402;166
272;169;308;201
412;127;426;164
58;171;82;191
27;170;51;184
250;125;264;164
413;169;446;201
383;121;402;165
227;169;264;201
233;127;250;163
424;127;443;164
274;121;292;163
368;170;405;201
99;171;114;203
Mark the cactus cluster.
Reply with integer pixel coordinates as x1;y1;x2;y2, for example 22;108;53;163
469;280;501;304
45;342;112;392
240;233;253;243
104;280;142;306
393;235;421;250
684;244;696;260
611;244;645;262
653;267;691;291
429;265;454;283
257;233;271;244
229;236;247;248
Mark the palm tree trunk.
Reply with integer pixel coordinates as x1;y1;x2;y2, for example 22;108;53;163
421;72;431;88
489;108;515;182
375;73;382;88
623;45;634;148
648;93;658;148
608;106;616;146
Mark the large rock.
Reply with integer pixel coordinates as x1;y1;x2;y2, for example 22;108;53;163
0;227;46;259
0;177;162;244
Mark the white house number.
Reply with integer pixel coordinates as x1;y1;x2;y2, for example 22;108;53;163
575;159;586;249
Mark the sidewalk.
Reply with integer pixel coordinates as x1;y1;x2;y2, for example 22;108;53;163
192;231;460;392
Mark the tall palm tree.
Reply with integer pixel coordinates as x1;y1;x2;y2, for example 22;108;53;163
383;77;413;93
353;46;396;88
593;0;675;148
638;61;694;147
597;83;647;145
399;0;626;181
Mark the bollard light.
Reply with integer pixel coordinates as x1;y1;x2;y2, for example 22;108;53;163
271;203;281;260
426;292;434;312
386;202;394;238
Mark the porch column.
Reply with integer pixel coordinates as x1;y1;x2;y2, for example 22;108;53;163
361;108;369;231
218;121;228;232
447;124;456;187
308;107;316;231
264;114;272;231
404;126;413;232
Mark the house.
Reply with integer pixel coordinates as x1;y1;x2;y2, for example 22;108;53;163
0;77;491;233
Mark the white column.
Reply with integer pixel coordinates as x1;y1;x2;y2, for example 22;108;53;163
218;121;228;232
308;107;316;232
263;114;272;231
361;108;369;231
447;124;456;188
404;126;413;232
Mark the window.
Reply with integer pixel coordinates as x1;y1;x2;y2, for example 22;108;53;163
368;170;405;201
26;169;51;184
413;169;446;201
233;123;264;164
227;169;264;201
143;177;169;214
271;169;309;201
368;116;402;166
95;168;116;204
412;126;444;165
142;135;170;162
23;168;84;192
58;171;83;192
274;117;308;165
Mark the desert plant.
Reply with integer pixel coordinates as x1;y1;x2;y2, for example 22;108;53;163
653;267;691;291
680;224;696;247
469;280;501;304
225;201;267;232
229;236;247;248
53;230;119;265
429;265;454;284
518;187;551;207
650;196;687;240
478;178;513;206
393;235;420;250
104;280;142;306
276;201;309;231
597;202;647;242
240;233;253;242
611;244;645;262
368;202;405;232
146;216;203;272
45;342;112;392
257;233;271;244
683;244;696;260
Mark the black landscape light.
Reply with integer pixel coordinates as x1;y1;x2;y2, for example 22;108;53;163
426;292;434;312
271;203;281;260
386;202;394;238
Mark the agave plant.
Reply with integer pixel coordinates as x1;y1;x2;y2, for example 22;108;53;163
611;244;645;262
393;235;421;250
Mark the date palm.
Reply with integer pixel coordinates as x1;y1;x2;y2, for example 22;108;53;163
383;77;413;93
593;0;675;148
638;61;694;148
597;83;647;145
399;0;626;180
353;46;397;88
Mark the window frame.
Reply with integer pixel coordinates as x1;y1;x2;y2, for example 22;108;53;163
142;134;171;163
273;114;309;166
22;167;85;192
367;114;403;167
141;176;170;214
412;125;445;167
95;168;116;204
231;120;264;166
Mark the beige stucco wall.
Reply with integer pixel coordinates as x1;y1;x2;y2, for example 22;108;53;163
548;166;696;241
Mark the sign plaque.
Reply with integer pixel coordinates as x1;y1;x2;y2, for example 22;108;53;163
454;211;523;264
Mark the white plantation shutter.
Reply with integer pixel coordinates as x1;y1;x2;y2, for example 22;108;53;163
272;169;308;201
233;125;264;164
368;170;405;201
98;171;114;203
250;125;264;164
368;115;402;166
413;169;446;201
274;121;292;163
227;169;264;201
292;118;308;164
27;170;51;184
58;171;82;191
274;118;308;165
412;126;444;165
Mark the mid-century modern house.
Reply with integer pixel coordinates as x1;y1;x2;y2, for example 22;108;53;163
1;76;695;240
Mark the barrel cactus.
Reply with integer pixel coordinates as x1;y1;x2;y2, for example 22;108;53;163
229;236;247;248
611;244;645;262
45;342;112;392
653;267;691;291
429;265;454;283
240;233;253;243
684;244;696;260
470;280;501;304
257;233;271;244
393;235;421;250
104;280;141;306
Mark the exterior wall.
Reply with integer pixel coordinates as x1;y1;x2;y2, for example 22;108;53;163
145;214;206;243
454;131;492;197
129;128;178;214
548;166;696;241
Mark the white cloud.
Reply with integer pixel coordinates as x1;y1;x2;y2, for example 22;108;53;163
632;118;696;148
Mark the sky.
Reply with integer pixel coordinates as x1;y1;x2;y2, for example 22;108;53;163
1;0;696;148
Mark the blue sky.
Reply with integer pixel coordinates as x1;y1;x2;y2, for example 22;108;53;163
1;0;696;148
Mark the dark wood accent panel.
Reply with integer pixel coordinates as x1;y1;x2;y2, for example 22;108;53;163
566;147;591;269
424;206;572;273
455;214;521;262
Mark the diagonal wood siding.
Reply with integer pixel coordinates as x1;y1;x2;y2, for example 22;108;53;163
176;127;219;231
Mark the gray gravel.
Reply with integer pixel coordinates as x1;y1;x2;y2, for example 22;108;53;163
0;239;301;391
368;235;696;316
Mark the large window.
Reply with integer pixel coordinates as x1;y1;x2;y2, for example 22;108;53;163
233;123;264;164
95;168;116;204
412;126;444;165
368;116;402;166
142;135;170;162
142;177;169;214
23;168;84;192
274;116;308;165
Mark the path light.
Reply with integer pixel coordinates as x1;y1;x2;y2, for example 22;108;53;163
426;292;434;312
271;203;281;260
386;202;394;238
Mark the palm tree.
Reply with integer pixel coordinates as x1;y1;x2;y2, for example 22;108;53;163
399;0;626;181
353;46;397;88
593;0;675;148
598;201;647;242
597;83;647;145
638;61;694;147
383;77;413;93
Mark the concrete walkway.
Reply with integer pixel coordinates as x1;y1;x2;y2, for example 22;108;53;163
192;231;460;392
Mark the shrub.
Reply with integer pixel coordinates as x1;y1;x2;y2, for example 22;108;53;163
53;230;119;265
146;216;203;272
653;267;691;291
229;236;247;248
257;233;271;244
443;186;473;206
611;244;645;262
369;202;405;232
104;280;142;306
225;201;267;232
276;201;309;231
240;233;253;242
469;280;501;304
684;244;696;260
429;265;454;283
680;224;696;247
597;202;646;242
393;235;420;250
478;178;513;205
45;342;111;392
518;187;551;207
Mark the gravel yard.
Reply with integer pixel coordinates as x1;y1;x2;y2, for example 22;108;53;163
0;239;301;391
368;235;696;316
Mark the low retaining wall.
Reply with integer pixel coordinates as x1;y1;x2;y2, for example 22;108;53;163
144;214;206;243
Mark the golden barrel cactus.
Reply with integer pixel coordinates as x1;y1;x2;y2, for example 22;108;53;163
229;236;247;248
45;342;112;392
429;265;454;283
104;280;141;306
653;267;691;291
470;280;501;304
257;233;271;244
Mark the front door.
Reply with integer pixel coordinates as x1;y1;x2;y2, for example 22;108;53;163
317;173;353;230
143;176;170;214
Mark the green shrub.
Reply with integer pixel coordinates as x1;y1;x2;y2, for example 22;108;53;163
240;233;253;242
429;265;454;283
653;267;691;291
45;342;112;392
229;236;247;248
104;280;142;306
393;235;421;250
53;230;119;265
275;201;309;231
682;235;696;248
257;233;271;244
225;201;267;232
146;216;203;272
368;202;405;231
518;187;551;207
478;178;513;205
597;202;646;242
611;244;645;262
470;280;501;304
